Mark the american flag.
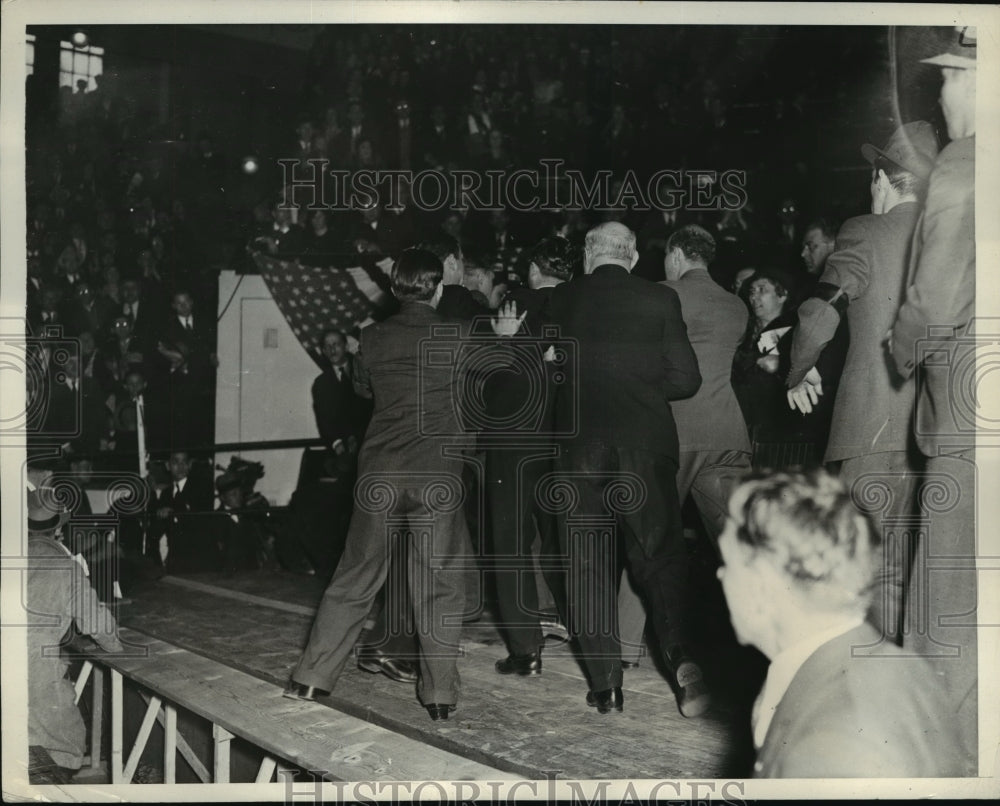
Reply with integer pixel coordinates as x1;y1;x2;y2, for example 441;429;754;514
254;252;394;364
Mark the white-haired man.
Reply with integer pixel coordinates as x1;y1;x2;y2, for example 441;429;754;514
547;221;707;716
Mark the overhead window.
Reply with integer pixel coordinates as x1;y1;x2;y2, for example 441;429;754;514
59;39;104;91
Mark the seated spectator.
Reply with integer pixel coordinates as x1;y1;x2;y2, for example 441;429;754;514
301;209;343;267
25;466;123;778
42;352;111;457
152;450;215;573
717;469;967;777
62;281;109;337
103;315;145;394
212;472;269;573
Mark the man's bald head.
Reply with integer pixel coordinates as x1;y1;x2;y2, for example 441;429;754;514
583;222;638;274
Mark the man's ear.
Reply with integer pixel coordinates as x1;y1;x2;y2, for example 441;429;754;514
430;281;444;308
630;249;640;270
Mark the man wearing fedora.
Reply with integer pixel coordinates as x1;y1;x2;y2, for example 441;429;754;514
784;120;940;645
889;26;978;771
25;466;123;778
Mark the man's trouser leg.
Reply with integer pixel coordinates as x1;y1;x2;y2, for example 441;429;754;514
908;451;977;772
291;505;390;691
406;489;468;707
617;450;726;663
839;450;918;645
488;446;548;656
617;450;689;660
358;527;419;660
558;442;623;692
688;449;753;546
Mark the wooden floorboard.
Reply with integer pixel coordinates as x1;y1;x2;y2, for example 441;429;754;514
117;570;763;780
91;627;520;782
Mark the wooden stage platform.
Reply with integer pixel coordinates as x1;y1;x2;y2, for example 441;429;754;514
114;566;767;781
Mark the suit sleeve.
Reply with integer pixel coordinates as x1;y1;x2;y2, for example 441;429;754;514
787;217;870;387
438;284;489;320
661;289;702;399
311;375;337;443
891;150;975;379
70;554;124;652
352;337;373;400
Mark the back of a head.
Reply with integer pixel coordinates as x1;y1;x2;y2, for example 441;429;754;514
728;469;880;615
529;235;580;282
873;156;928;201
668;224;716;267
418;232;461;265
584;221;636;269
391;247;444;302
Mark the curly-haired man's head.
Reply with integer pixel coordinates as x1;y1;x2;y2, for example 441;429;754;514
717;468;880;658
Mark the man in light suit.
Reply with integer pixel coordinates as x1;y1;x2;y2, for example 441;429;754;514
785;121;939;644
718;469;966;778
547;222;706;716
284;248;523;720
888;27;978;769
618;225;752;668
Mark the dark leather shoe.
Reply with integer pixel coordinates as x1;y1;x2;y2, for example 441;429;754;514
282;682;327;701
586;687;624;714
425;703;456;721
356;647;419;684
495;651;542;676
675;659;712;718
621;660;640;670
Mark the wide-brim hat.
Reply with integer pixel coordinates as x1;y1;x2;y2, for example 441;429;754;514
921;25;976;69
215;471;242;494
861;120;940;181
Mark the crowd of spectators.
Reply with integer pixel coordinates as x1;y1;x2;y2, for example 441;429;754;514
25;23;891;588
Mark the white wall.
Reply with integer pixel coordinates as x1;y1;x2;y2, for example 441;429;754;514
214;271;320;505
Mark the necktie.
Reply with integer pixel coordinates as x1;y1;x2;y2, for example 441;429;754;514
174;482;181;497
334;366;344;382
184;317;192;330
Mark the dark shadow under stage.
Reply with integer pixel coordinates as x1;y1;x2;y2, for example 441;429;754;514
114;569;766;781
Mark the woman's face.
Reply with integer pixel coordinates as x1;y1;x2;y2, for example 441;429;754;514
749;278;787;325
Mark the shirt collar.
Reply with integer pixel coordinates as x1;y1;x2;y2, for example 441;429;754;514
752;615;864;749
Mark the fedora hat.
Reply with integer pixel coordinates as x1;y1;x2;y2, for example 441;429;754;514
921;26;976;69
861;120;940;181
26;470;72;533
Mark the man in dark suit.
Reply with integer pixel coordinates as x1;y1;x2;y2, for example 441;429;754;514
285;249;524;719
486;236;576;676
420;103;459;172
785;122;939;647
889;29;978;770
547;222;705;716
156;290;216;449
618;225;752;666
152;450;215;572
119;277;157;353
718;470;966;777
311;329;371;453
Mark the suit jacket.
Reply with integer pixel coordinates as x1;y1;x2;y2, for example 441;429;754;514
788;203;921;462
891;136;975;456
664;270;751;453
311;358;371;446
354;301;470;476
547;264;701;458
160;315;215;382
755;623;966;777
